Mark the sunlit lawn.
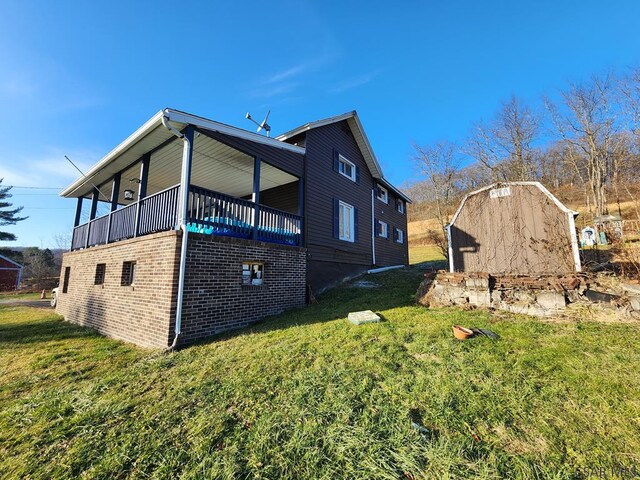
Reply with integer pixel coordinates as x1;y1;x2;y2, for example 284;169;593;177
1;267;639;479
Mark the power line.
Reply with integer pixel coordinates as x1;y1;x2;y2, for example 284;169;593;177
5;185;64;189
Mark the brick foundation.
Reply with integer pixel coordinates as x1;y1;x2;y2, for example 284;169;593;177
56;231;307;348
55;231;181;348
178;233;307;344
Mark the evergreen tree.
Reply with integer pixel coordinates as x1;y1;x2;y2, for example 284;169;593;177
0;178;27;241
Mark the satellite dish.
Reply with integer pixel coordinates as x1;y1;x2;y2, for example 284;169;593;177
245;110;272;137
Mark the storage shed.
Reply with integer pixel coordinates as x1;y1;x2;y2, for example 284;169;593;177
447;182;581;275
0;254;23;291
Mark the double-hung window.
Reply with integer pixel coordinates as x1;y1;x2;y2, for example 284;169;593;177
376;185;388;203
377;220;388;238
338;201;355;242
338;155;356;182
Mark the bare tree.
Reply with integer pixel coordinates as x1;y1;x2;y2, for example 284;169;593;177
545;73;622;217
412;141;462;257
465;95;540;182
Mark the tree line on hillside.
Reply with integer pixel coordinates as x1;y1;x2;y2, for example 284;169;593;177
406;67;640;254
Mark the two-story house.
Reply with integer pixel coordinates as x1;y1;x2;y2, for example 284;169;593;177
55;109;409;348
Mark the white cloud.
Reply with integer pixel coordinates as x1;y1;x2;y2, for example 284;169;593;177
0;147;98;190
329;71;380;94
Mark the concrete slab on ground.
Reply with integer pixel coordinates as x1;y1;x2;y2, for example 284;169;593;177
348;310;381;325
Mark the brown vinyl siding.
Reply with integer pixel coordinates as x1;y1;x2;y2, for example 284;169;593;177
258;181;299;215
287;120;408;290
303;122;373;266
198;129;304;178
374;189;409;266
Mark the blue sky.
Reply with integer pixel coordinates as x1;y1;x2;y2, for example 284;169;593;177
1;0;640;247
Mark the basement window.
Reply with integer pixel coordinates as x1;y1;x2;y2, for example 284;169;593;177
62;266;71;293
94;263;106;285
121;261;137;286
242;262;264;286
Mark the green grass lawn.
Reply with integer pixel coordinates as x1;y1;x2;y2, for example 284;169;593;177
409;244;445;266
1;268;640;479
0;291;41;301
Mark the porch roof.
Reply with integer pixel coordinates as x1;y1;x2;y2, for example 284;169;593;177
60;108;305;199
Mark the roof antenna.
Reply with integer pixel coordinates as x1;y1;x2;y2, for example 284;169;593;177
65;155;109;201
245;110;271;137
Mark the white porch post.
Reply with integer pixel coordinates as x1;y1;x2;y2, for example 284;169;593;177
178;126;195;228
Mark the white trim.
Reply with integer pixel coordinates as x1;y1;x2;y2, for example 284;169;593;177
447;223;454;272
449;181;578;228
367;265;403;274
0;253;23;269
337;154;356;182
395;228;404;244
338;200;355;242
371;189;376;265
397;199;405;214
61;108;305;197
568;212;582;272
164;109;305;154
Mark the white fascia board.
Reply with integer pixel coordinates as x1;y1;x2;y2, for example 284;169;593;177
60;108;306;198
165;109;305;154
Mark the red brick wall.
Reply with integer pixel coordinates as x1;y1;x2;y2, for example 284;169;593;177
55;231;181;348
177;233;307;344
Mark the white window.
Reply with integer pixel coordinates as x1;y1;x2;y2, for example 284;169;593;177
338;155;356;182
376;185;388;203
242;262;264;286
397;200;405;214
395;228;404;244
339;201;355;242
378;220;388;238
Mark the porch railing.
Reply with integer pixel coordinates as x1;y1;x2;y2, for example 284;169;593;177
186;185;302;246
71;184;302;250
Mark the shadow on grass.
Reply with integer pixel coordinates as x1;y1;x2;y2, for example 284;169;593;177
189;267;427;348
0;318;99;345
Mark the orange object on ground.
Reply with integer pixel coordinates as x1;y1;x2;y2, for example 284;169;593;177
452;325;474;340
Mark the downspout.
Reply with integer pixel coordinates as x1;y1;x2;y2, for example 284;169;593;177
371;188;376;266
162;113;192;351
447;224;454;272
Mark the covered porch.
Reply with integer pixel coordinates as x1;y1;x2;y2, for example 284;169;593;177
64;109;305;250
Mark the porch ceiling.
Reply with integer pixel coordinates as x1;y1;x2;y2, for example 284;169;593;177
61;108;305;199
96;133;298;206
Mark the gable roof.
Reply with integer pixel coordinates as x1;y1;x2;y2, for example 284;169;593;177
0;253;23;269
449;181;578;227
276;111;411;203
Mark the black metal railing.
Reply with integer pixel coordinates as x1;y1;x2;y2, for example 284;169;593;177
71;184;302;250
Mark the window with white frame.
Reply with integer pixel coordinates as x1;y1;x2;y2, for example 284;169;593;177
338;201;355;242
376;185;388;203
337;155;356;182
377;220;388;238
395;228;404;244
397;199;405;214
